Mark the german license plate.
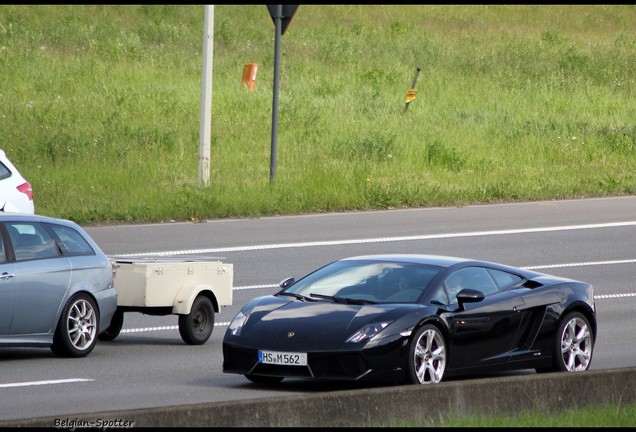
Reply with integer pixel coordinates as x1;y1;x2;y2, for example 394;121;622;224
258;350;307;366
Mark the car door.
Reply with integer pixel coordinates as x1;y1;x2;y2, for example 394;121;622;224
0;228;15;334
441;266;526;370
5;221;72;336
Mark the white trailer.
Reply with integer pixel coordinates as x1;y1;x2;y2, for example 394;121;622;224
98;256;233;345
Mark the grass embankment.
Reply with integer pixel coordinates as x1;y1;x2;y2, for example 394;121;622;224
401;400;636;427
0;5;634;225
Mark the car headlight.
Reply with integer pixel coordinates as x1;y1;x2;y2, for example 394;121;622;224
346;321;392;343
228;311;248;336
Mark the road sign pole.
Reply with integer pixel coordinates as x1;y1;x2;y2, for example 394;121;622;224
266;5;298;184
270;5;282;184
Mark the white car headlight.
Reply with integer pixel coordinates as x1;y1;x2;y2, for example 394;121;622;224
228;311;248;336
346;321;392;343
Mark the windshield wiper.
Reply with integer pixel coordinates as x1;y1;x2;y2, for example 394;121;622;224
279;292;315;302
309;293;376;305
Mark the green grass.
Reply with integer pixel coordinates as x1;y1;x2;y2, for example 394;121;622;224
0;5;634;224
403;400;636;427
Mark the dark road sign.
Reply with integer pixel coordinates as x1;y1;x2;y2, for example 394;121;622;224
266;5;299;35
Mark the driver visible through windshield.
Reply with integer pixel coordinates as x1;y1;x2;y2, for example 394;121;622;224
280;259;443;304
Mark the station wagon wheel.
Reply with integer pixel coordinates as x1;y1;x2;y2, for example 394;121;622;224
179;295;215;345
406;324;447;384
51;293;99;358
98;309;124;341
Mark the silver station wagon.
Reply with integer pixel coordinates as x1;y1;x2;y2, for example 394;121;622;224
0;213;117;357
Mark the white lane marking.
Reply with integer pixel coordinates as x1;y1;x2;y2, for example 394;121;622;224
235;284;278;291
595;293;636;299
121;326;180;333
0;378;93;388
119;325;227;334
116;221;636;256
524;259;636;270
121;326;177;333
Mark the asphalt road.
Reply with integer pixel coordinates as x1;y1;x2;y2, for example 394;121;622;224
0;196;635;422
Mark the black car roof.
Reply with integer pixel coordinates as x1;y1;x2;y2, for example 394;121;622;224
340;254;471;268
341;254;566;282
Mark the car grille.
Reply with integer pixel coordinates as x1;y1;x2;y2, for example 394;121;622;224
223;345;370;380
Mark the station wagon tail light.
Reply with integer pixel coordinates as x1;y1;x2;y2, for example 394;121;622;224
17;182;33;201
346;321;392;343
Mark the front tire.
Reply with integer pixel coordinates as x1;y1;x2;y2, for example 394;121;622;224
406;324;447;384
178;296;215;345
51;293;99;358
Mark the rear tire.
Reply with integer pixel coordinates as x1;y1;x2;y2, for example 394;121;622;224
179;296;215;345
536;311;593;373
98;309;124;341
51;293;99;358
555;311;594;372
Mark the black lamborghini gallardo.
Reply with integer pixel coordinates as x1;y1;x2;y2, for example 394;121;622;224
223;254;596;385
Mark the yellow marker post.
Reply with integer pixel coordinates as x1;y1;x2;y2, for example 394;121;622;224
405;88;417;103
403;67;421;113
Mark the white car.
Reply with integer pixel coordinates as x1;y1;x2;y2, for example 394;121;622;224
0;149;34;214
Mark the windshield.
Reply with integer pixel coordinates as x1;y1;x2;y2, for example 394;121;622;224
282;259;443;304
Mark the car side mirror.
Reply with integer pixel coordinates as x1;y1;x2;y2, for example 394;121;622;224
456;288;484;310
279;277;295;288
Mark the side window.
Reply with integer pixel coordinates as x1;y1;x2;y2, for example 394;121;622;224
443;266;499;304
429;285;450;305
45;223;95;256
486;268;524;290
6;222;59;261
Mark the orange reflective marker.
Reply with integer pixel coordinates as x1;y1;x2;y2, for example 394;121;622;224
241;63;258;91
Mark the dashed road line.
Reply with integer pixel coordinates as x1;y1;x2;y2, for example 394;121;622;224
0;378;94;389
116;221;636;257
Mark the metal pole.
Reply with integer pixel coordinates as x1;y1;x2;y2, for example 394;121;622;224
270;5;282;184
198;5;214;188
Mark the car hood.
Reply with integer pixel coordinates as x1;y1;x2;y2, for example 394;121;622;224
230;295;419;351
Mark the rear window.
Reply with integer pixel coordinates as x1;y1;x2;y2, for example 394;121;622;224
45;223;95;256
0;161;10;180
487;268;524;290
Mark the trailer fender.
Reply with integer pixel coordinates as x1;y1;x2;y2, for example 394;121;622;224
172;284;217;315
